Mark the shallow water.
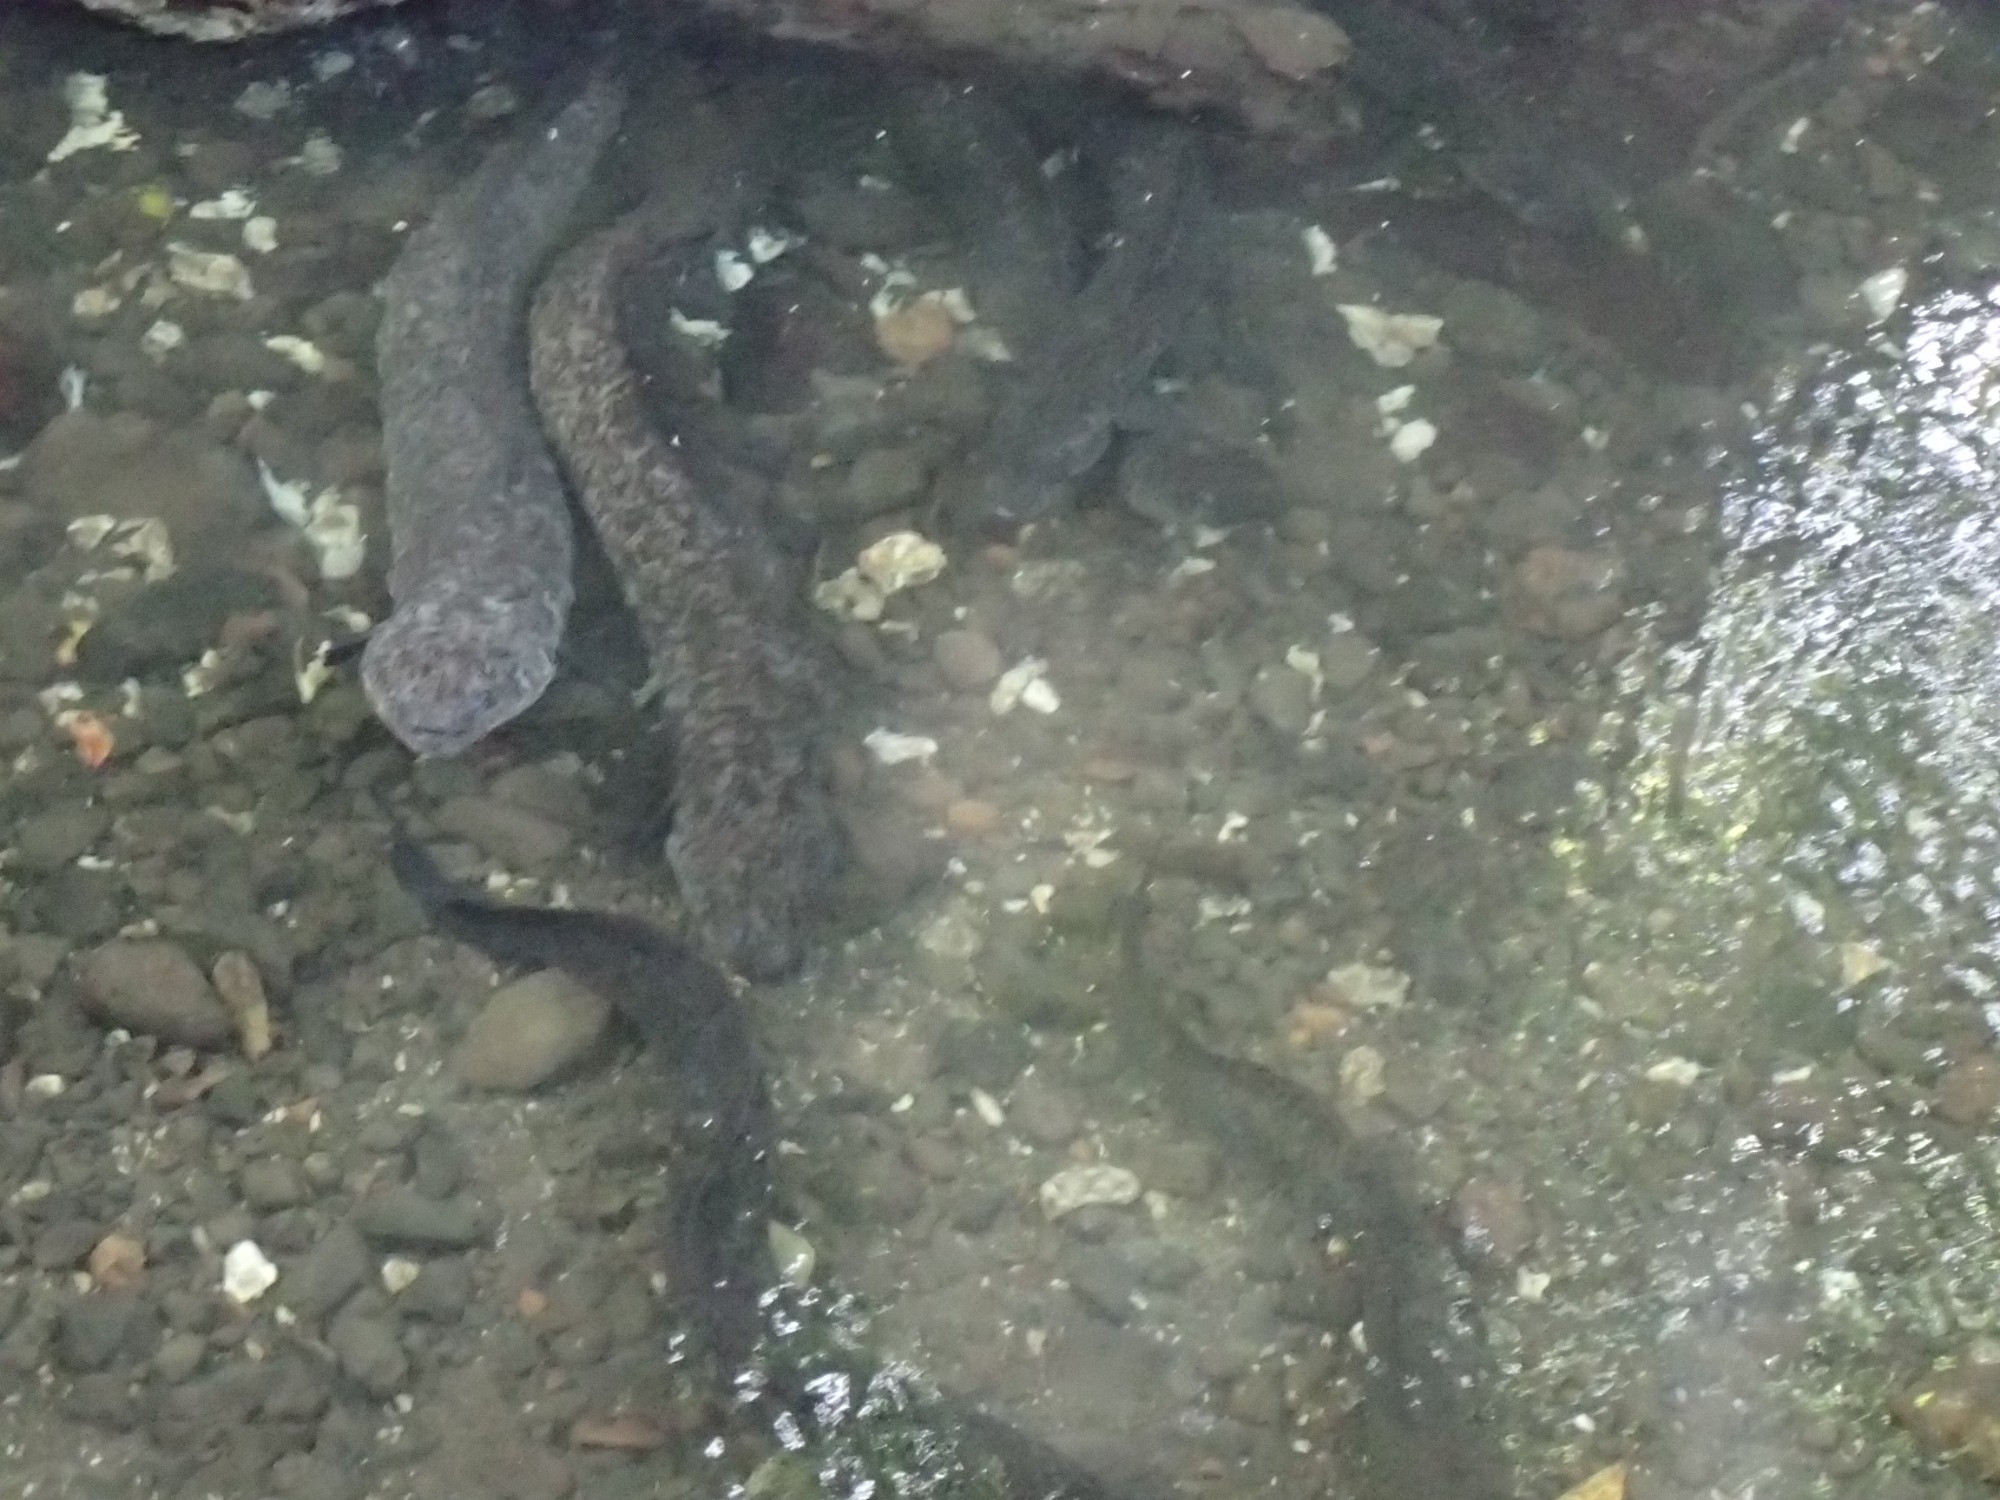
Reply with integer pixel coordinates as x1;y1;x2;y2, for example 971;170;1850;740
2;3;2000;1499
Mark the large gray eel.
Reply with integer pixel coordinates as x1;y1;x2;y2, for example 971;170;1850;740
361;73;625;757
528;206;845;981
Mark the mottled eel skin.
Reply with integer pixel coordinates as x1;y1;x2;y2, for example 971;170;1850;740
529;209;845;981
362;72;625;757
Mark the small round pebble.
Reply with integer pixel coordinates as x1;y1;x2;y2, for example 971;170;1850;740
933;628;1003;693
449;969;611;1092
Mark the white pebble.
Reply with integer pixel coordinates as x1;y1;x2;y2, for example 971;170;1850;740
380;1256;421;1294
221;1240;279;1303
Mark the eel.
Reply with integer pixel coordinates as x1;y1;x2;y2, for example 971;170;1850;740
392;837;1155;1500
966;123;1210;527
1115;881;1515;1500
527;203;846;982
390;834;776;1364
361;71;625;757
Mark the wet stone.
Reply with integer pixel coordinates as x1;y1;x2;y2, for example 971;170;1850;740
1065;1249;1142;1325
287;1220;371;1321
933;628;1003;693
32;1217;103;1271
399;1257;474;1323
434;795;574;871
844;446;929;518
12;804;109;872
74;939;233;1049
328;1310;407;1399
58;1292;146;1372
1248;662;1314;735
450;968;612;1092
240;1157;308;1211
153;1330;207;1384
353;1187;489;1250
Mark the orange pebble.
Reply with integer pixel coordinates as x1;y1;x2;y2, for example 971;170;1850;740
58;710;115;769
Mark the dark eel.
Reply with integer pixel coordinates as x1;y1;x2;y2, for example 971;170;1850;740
362;70;626;757
390;834;775;1363
527;202;846;982
1116;878;1515;1500
965;123;1211;527
391;838;1154;1500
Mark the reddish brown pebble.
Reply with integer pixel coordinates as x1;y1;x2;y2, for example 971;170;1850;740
945;798;1003;838
87;1232;146;1291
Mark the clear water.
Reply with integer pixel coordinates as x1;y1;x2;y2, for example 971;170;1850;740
0;3;1997;1499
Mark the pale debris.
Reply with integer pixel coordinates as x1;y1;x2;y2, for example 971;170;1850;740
72;286;121;320
221;1240;279;1303
141;320;185;361
669;309;730;347
243;216;280;255
857;530;947;592
1040;1164;1141;1219
189;188;256;220
863;728;939;766
990;658;1059;715
1859;265;1907;324
258;460;365;580
1643;1056;1702;1088
166;243;256;301
264;335;326;374
1337;303;1443;367
49;74;140;163
1327;960;1409;1010
816;531;948;622
1302;224;1338;277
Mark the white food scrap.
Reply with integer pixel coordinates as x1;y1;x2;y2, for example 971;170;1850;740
258;460;365;580
49;74;140;163
166;244;255;301
1337;304;1443;367
990;658;1059;716
862;728;939;766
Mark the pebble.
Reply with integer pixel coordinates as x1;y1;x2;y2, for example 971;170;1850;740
240;1157;308;1210
1007;1073;1082;1148
152;1330;207;1383
20;407;266;549
13;805;109;872
353;1188;489;1250
32;1218;102;1271
933;628;1003;693
328;1310;407;1399
74;939;232;1048
1248;662;1314;735
449;969;611;1092
1937;1055;2000;1126
434;795;574;871
844;446;930;518
1453;1175;1536;1265
57;1294;146;1372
